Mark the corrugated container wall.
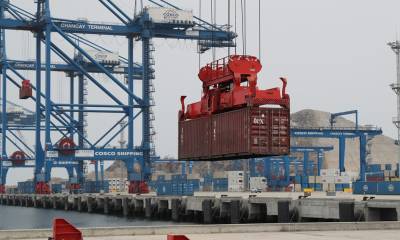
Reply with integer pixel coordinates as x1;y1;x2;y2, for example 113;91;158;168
179;107;290;160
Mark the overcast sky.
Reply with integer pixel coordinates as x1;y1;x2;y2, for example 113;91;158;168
3;0;400;184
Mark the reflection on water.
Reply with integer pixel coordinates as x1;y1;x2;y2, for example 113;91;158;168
0;205;177;230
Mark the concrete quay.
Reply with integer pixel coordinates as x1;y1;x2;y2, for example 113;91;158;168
2;222;400;240
2;192;400;223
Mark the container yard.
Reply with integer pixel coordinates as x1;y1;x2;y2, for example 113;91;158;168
1;0;400;240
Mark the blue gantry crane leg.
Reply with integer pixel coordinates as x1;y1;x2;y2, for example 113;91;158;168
0;2;6;193
263;146;334;190
330;110;359;172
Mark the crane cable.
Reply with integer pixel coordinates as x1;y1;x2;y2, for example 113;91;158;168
198;0;201;70
234;0;237;54
240;0;247;55
211;0;216;61
258;0;261;61
134;0;137;16
228;0;231;56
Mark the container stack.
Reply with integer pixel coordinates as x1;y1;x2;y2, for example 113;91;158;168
320;169;355;191
108;178;128;193
228;171;245;192
212;178;228;192
153;174;200;196
17;181;35;194
249;177;267;191
51;184;63;194
84;181;109;193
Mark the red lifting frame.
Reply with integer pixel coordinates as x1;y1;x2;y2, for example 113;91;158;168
180;55;290;121
52;218;82;240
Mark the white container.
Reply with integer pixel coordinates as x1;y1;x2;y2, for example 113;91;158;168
320;169;328;177
320;168;340;177
308;176;322;184
335;176;351;183
249;177;266;190
228;185;244;192
146;7;194;24
321;176;335;183
228;171;244;192
83;50;120;65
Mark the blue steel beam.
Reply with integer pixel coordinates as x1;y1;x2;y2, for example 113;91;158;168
291;127;382;138
98;0;131;25
3;60;143;78
52;24;144;105
0;18;235;42
330;110;358;129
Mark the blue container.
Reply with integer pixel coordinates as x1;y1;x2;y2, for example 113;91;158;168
18;181;35;194
182;183;194;196
335;184;343;191
353;181;400;195
157;175;166;181
314;183;322;191
377;181;400;195
353;181;378;194
212;178;228;192
385;164;392;171
187;179;200;191
156;182;173;196
84;181;109;193
172;174;187;181
294;176;301;184
52;184;63;193
367;164;381;173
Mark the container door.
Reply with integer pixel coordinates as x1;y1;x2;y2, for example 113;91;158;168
270;108;290;155
179;117;210;159
249;108;270;154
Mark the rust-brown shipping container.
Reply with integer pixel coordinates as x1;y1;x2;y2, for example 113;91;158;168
178;107;290;160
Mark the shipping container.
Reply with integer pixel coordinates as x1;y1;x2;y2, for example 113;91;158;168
249;177;267;190
84;181;109;193
17;181;35;194
156;182;173;196
51;184;63;194
352;181;400;195
367;164;381;173
179;107;290;160
145;7;194;25
385;164;392;171
83;50;120;65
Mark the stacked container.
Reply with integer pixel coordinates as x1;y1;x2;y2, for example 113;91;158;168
51;184;63;194
213;178;228;192
84;181;109;193
17;181;35;194
228;171;245;192
154;174;199;196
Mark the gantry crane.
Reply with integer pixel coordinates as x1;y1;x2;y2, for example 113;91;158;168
260;146;334;189
0;0;236;193
291;126;382;182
